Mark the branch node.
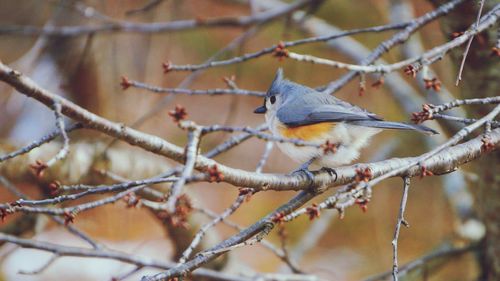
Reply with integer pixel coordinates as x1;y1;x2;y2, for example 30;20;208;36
206;165;224;183
168;105;188;124
63;210;77;225
423;77;442;92
481;135;495;152
404;64;419;77
355;198;370;213
306;203;321;220
354;167;372;183
9;70;22;77
490;47;500;57
162;61;172;73
273;41;289;61
48;180;61;196
120;76;132;90
371;75;385;89
420;165;434;178
30;159;48;178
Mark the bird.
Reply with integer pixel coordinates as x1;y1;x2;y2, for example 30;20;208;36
253;68;437;181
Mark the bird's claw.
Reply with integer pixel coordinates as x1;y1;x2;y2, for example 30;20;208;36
321;167;337;182
290;168;315;186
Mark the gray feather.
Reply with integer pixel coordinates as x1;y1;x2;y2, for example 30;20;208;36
269;69;438;135
276;82;381;127
350;121;438;135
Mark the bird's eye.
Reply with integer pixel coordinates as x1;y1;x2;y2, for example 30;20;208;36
270;96;276;104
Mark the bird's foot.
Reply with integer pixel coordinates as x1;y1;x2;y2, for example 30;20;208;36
289;159;316;186
320;167;338;182
290;167;315;185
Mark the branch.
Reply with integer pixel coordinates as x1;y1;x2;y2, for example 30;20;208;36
283;107;499;223
456;0;485;85
129;23;265;128
142;190;319;280
44;102;70;168
178;141;274;264
323;0;467;93
0;232;255;281
0;123;82;163
432;113;500;127
389;0;466;128
166;124;202;213
0;0;312;36
194;202;302;272
0;141;171;184
0;175;101;249
161;22;409;72
363;243;478;281
125;0;166;16
392;177;411;281
123;79;264;97
287;5;499;75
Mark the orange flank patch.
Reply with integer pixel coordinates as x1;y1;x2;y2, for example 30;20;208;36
280;122;334;141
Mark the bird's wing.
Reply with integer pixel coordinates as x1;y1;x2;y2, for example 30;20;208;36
277;94;382;127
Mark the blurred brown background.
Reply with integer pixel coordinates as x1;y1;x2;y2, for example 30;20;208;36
0;0;479;280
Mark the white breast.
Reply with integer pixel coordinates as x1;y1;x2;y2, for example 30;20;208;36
267;113;381;168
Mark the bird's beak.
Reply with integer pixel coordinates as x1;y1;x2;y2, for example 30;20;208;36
254;105;267;114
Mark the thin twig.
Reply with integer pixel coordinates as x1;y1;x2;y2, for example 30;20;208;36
113;266;144;281
363;243;478;281
126;80;264;97
198;222;274;257
4;185;146;217
455;0;485;85
0;123;82;163
125;0;165;16
392;177;411;281
18;254;59;275
18;255;59;275
201;124;321;147
45;102;70;167
283;184;368;222
17;177;179;206
426;96;500;115
166;125;202;213
204;123;268;158
433;113;500;127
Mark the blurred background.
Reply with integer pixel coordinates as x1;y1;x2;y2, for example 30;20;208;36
0;0;481;280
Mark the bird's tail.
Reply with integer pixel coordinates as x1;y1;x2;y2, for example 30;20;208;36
351;120;438;135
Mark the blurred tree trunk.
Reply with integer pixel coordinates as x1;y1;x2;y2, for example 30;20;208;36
429;1;500;280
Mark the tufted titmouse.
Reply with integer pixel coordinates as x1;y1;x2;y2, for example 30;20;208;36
254;69;437;179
